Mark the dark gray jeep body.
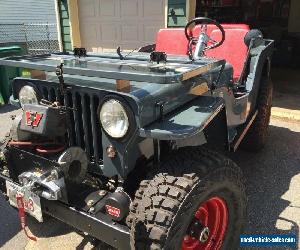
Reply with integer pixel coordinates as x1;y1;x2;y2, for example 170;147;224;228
0;20;274;250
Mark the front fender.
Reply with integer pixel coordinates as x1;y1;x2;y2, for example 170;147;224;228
139;96;225;141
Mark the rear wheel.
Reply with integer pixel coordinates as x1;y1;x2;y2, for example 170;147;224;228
128;148;246;250
241;76;273;151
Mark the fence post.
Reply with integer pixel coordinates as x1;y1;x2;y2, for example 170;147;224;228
46;22;51;53
23;23;29;54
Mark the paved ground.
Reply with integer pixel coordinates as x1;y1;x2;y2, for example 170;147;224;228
0;69;299;249
235;118;300;250
272;67;300;122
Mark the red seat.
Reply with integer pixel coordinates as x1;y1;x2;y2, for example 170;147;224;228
205;27;249;80
155;28;189;55
155;24;250;80
192;24;250;37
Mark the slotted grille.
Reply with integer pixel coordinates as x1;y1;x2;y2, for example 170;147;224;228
40;85;103;164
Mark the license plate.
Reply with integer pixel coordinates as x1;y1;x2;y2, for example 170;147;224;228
6;181;43;222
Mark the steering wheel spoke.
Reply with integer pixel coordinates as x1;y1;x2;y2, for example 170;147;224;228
184;17;225;60
208;37;218;44
201;24;208;33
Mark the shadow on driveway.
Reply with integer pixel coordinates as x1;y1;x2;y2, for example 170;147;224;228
0;195;22;248
272;67;300;111
0;104;19;114
233;123;300;249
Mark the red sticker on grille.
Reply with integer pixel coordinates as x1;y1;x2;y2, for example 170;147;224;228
25;111;43;127
105;205;121;218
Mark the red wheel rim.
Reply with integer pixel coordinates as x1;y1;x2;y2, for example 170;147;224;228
182;197;228;250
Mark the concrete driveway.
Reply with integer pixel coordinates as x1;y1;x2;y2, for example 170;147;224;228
0;104;299;250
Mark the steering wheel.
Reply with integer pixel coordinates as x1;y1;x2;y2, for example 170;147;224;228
184;17;225;59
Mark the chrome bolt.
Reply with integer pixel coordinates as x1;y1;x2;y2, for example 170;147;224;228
99;190;107;196
199;227;210;243
2;169;9;176
87;200;94;207
51;170;59;180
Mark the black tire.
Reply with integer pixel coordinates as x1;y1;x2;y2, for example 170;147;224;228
128;148;246;250
241;77;273;151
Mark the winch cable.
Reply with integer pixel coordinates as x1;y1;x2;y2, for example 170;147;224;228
16;193;37;241
8;141;66;155
8;141;53;146
35;145;66;154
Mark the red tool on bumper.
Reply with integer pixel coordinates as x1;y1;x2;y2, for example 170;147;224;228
16;193;37;241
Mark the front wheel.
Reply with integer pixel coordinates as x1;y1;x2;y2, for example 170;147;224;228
128;148;247;250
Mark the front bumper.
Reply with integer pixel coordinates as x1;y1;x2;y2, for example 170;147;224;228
0;172;131;250
0;146;131;250
43;199;131;249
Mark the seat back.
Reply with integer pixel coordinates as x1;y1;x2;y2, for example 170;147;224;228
205;26;250;80
155;28;189;55
155;24;250;80
192;24;250;37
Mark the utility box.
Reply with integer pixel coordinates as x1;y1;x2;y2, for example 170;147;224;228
0;46;23;104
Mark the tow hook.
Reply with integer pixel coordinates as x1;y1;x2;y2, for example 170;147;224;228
16;193;37;241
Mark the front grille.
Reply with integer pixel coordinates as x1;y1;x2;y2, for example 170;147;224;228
39;85;103;164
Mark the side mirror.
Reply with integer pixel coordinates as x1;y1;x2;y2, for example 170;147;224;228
244;29;264;47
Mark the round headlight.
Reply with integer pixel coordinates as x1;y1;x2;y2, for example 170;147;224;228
100;99;129;138
19;85;38;108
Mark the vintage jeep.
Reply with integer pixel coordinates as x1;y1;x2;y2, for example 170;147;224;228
0;18;274;249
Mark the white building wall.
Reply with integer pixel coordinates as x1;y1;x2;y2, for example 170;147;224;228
0;0;58;43
0;0;57;24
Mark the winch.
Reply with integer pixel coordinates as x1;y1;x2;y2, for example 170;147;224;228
15;147;88;202
20;101;67;137
8;100;68;156
18;169;67;201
